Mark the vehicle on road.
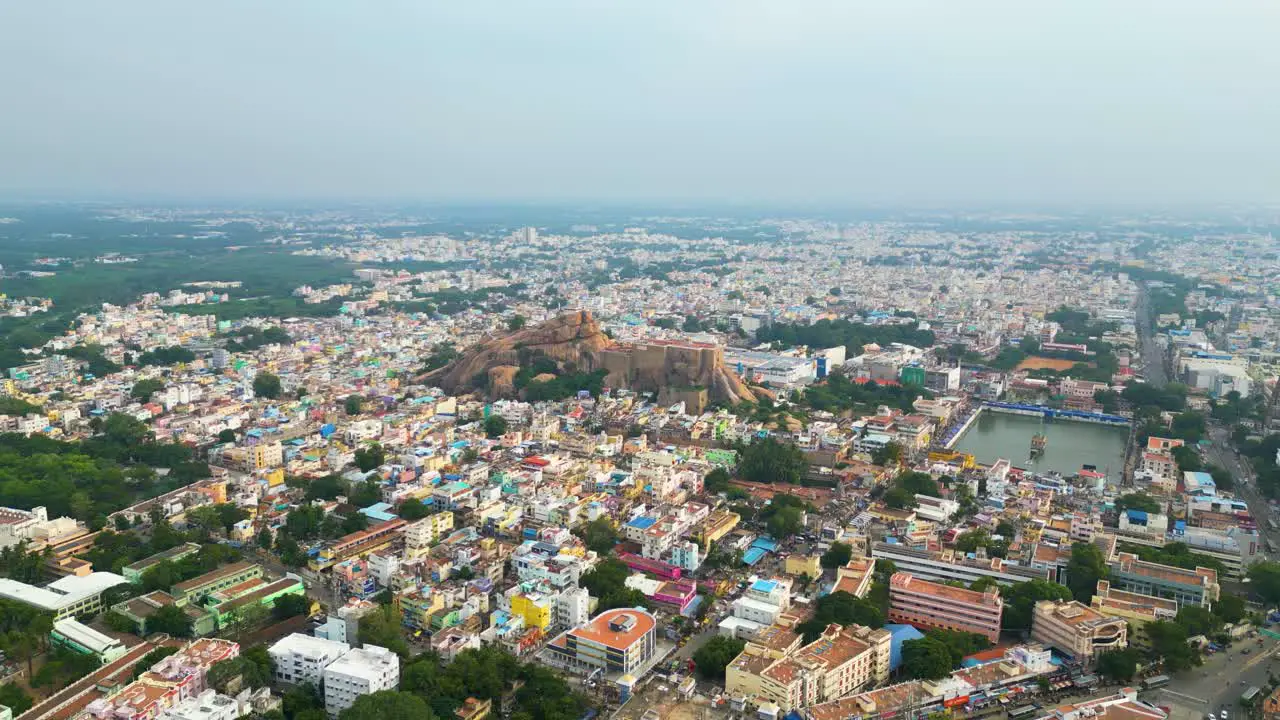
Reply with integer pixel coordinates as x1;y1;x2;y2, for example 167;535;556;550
1143;676;1171;690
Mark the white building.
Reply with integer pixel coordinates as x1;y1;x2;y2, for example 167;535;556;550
0;571;129;620
159;689;242;720
322;645;400;718
554;587;590;629
720;577;792;637
269;633;350;687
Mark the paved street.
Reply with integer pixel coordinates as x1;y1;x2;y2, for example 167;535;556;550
1148;633;1280;716
1205;424;1275;558
1136;285;1169;388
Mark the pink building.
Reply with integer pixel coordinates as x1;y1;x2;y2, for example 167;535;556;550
888;572;1003;643
650;579;697;613
85;639;239;720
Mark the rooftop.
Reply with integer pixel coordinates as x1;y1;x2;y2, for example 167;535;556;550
890;572;1001;607
567;608;656;651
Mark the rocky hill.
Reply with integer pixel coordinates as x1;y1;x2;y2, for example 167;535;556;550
426;310;759;405
425;310;611;398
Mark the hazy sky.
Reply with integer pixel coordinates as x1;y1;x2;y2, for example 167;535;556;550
2;1;1278;206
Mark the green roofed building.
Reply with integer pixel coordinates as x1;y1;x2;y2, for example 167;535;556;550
122;542;202;583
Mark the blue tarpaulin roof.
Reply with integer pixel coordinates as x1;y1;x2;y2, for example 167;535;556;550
743;547;767;566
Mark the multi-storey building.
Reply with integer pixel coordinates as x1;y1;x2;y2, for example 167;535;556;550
322;645;400;718
403;512;454;555
888;572;1003;643
726;623;891;712
1030;600;1127;661
543;608;658;677
833;557;875;598
1106;552;1220;608
269;634;350;686
1090;580;1177;647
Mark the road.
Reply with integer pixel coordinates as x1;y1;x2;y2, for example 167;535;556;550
1135;284;1169;388
1149;632;1280;716
1206;424;1274;557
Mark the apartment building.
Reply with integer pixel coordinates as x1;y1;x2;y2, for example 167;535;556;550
269;633;350;686
726;623;891;712
1030;600;1127;661
888;572;1003;643
322;645;400;718
1106;552;1221;608
403;511;454;555
543;608;659;677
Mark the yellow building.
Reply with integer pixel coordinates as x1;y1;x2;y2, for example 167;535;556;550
784;555;821;579
698;510;741;551
400;588;444;631
510;592;553;630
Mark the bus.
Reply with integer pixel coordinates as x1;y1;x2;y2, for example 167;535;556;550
1009;706;1039;719
1243;687;1262;705
1143;675;1171;690
1269;519;1279;532
1268;539;1278;555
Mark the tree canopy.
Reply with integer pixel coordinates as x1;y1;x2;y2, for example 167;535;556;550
736;437;808;485
693;636;746;680
795;591;884;643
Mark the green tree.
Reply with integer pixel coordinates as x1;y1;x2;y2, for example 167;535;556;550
1145;620;1201;671
1248;561;1280;605
483;415;509;439
358;604;411;658
871;441;903;467
737;437;808;485
795;591;884;643
1066;542;1108;603
969;576;999;593
253;371;282;399
149;602;193;637
883;487;917;510
104;610;138;633
1095;647;1142;684
340;691;435;720
344;395;364;416
0;682;33;715
257;528;274;550
821;542;853;569
507;315;527;332
273;593;311;621
130;378;165;402
580;558;651;612
897;471;939;497
924;629;991;666
1174;605;1221;637
1213;593;1248;624
133;646;179;679
1002;579;1073;630
577;518;619;554
693;636;746;680
1114;493;1161;513
354;443;386;472
901;637;955;679
397;500;431;520
217;429;237;444
704;467;731;494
